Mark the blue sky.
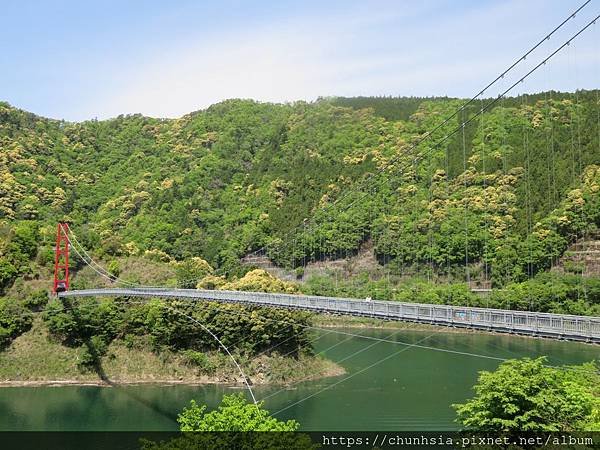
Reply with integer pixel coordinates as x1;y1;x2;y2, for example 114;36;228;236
1;0;598;121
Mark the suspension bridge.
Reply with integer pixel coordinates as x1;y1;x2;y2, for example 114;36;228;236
52;4;600;347
59;288;600;343
55;219;600;343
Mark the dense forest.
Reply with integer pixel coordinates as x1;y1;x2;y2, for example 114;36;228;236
1;92;599;318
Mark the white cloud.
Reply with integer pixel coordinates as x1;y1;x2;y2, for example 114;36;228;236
90;0;600;119
97;29;336;117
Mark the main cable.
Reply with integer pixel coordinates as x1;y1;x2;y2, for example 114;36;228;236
278;12;600;266
67;229;141;288
246;1;595;262
67;12;600;292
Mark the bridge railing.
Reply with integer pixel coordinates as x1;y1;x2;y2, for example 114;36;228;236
59;288;600;343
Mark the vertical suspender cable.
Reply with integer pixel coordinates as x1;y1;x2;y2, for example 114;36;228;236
523;88;533;311
567;40;581;304
573;41;588;302
445;123;451;304
243;1;594;266
462;116;471;294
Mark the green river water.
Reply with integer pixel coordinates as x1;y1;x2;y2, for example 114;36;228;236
0;329;597;431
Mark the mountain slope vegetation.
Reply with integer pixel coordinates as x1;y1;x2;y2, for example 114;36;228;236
1;93;599;316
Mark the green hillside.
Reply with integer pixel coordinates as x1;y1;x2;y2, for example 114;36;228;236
1;93;599;314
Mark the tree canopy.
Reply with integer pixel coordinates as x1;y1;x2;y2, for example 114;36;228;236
178;394;298;431
1;93;599;315
453;357;600;432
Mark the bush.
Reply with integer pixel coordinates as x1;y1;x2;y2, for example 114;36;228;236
0;260;18;293
107;260;121;278
43;298;122;346
0;298;33;349
222;269;299;294
141;394;311;449
196;274;227;290
178;394;299;431
454;357;600;432
181;350;216;374
35;246;54;267
175;257;213;288
78;335;109;372
23;289;49;311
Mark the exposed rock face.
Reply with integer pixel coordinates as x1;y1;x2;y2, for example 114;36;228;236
555;233;600;277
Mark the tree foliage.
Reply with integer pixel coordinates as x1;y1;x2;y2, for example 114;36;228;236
178;394;298;431
0;297;33;348
42;297;312;357
453;357;600;432
203;269;299;294
142;394;314;450
175;257;213;288
1;93;599;313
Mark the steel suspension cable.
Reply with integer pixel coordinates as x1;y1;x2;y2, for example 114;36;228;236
67;229;142;288
271;332;439;416
260;16;600;279
260;319;441;403
68;238;140;288
246;2;595;261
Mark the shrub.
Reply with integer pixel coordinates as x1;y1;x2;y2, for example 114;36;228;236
222;269;299;294
0;298;33;349
454;357;600;432
196;274;227;290
78;335;109;372
181;350;216;374
175;257;213;288
107;260;121;278
23;289;49;311
178;394;299;431
35;246;54;267
0;260;17;293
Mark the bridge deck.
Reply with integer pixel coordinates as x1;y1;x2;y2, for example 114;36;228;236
59;288;600;344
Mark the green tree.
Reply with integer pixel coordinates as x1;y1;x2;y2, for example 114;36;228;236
23;288;49;311
178;394;298;431
453;357;600;432
0;260;17;293
0;298;33;348
107;259;121;278
2;93;600;316
175;257;213;288
142;394;314;450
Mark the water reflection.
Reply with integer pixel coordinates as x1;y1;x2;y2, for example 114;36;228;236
0;329;597;431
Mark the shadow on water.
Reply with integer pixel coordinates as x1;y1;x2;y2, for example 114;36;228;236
60;296;179;426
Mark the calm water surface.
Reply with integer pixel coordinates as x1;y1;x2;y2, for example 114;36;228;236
0;329;598;431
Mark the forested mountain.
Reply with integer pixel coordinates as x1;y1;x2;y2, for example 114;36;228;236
1;92;599;314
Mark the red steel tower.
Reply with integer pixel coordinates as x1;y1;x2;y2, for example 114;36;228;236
53;222;70;293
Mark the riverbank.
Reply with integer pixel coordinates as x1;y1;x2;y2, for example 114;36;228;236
2;328;598;432
0;318;344;387
0;314;508;389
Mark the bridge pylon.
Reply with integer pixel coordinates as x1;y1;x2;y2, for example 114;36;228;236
53;222;70;294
